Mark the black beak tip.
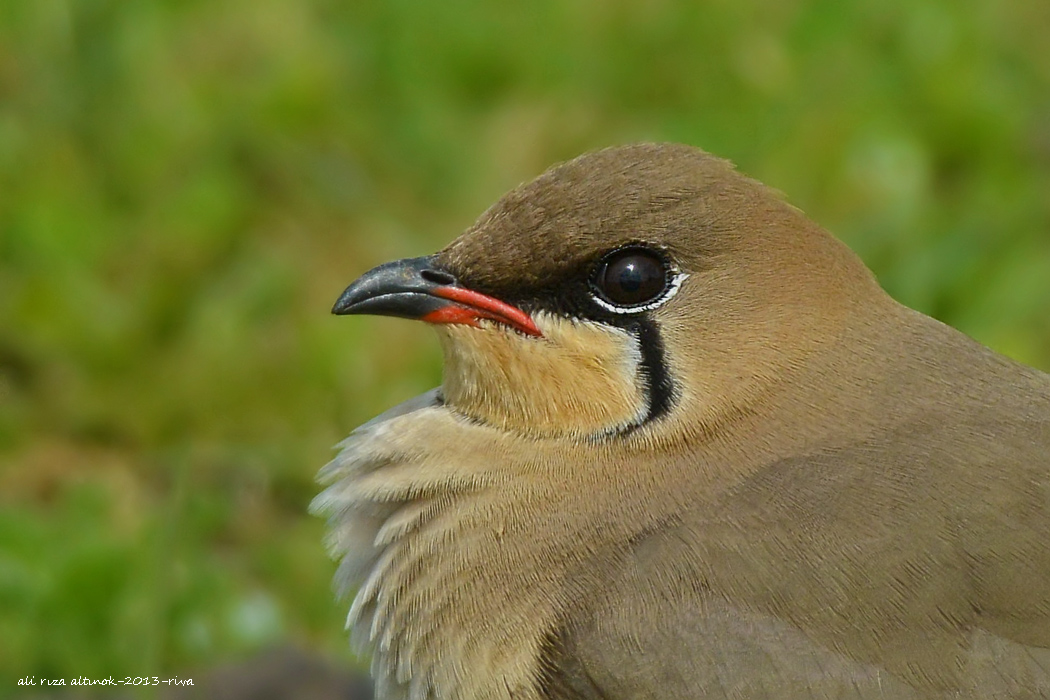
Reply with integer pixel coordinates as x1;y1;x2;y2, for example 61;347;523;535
331;288;357;315
330;256;451;321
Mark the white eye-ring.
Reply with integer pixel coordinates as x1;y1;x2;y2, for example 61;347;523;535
590;246;687;314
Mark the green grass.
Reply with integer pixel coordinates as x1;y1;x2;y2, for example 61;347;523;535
1;0;1049;692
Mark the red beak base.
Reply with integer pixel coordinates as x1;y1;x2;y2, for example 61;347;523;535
427;286;542;337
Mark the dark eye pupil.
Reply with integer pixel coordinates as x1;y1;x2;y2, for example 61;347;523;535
597;250;668;307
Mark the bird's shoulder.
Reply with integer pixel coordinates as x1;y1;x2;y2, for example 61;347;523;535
547;390;1050;699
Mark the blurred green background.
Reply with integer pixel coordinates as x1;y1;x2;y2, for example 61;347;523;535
1;0;1049;694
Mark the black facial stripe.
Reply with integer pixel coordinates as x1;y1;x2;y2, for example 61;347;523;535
518;287;679;428
630;317;676;424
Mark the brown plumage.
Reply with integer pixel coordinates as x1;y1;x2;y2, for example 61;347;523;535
313;143;1050;699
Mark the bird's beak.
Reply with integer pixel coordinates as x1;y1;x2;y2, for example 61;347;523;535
332;255;543;337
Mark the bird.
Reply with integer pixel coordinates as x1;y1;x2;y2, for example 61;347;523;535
311;143;1050;699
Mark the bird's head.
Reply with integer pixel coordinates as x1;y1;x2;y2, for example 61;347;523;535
334;143;885;442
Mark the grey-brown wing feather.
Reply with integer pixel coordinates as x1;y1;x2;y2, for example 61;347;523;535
556;407;1050;699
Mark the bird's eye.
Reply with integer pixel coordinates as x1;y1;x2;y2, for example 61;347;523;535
593;248;671;309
